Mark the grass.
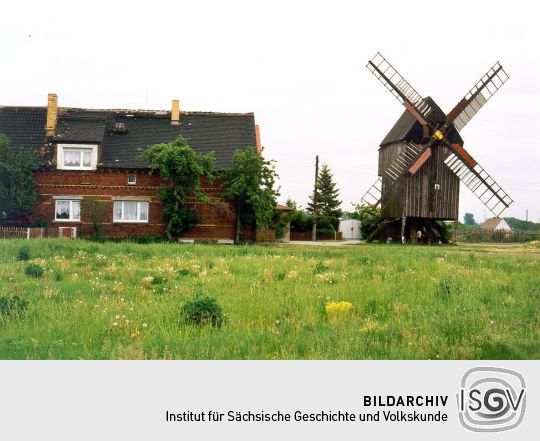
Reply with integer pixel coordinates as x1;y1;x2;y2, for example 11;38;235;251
0;239;539;360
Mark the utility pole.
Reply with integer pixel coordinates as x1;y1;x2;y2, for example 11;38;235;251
312;155;319;241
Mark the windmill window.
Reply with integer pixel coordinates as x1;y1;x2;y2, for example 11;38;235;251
434;183;441;190
115;122;126;130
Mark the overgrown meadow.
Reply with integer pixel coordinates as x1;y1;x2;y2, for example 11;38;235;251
0;239;539;359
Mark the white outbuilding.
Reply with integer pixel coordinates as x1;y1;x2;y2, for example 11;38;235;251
339;218;362;240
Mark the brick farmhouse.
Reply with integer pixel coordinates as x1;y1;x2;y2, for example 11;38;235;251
0;94;264;240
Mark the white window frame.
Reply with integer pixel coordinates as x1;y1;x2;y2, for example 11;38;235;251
127;175;137;185
57;144;98;170
54;199;81;222
113;200;149;223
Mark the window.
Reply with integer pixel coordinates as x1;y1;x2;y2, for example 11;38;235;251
113;201;149;223
55;200;81;221
57;144;98;170
127;175;137;185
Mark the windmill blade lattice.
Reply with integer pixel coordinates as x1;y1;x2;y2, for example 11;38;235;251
384;142;426;181
451;62;510;131
360;176;382;207
444;153;513;216
367;52;432;119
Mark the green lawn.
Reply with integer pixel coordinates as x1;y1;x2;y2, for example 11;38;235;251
0;239;539;359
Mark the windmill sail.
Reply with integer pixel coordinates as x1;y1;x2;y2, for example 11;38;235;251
366;52;431;122
384;142;426;181
448;62;509;131
360;176;382;206
444;152;513;216
361;142;427;207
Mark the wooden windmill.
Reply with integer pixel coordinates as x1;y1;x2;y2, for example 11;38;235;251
361;52;513;242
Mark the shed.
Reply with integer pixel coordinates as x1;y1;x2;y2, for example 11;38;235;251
339;219;361;240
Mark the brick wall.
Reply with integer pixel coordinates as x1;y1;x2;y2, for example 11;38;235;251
31;169;253;240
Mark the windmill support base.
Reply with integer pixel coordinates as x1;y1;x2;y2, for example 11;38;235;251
380;217;449;245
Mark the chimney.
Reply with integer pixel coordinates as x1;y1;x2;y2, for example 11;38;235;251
46;93;58;136
255;124;262;155
171;99;180;125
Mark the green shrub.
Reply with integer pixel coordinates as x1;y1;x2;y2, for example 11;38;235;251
312;262;330;274
25;263;44;278
182;296;224;327
437;276;463;299
0;295;29;318
17;246;31;261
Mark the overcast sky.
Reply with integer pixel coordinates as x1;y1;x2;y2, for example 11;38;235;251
2;0;539;222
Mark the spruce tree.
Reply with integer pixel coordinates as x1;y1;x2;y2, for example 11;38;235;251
307;163;342;231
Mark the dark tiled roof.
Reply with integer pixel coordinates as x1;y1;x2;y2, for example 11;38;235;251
380;97;464;148
55;116;107;143
0;106;47;153
0;106;257;170
101;112;256;169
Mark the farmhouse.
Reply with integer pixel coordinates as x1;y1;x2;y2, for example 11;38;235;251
0;94;262;240
480;217;513;232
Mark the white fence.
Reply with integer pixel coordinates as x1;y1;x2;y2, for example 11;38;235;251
0;227;77;239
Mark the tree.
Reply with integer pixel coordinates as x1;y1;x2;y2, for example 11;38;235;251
353;204;381;241
307;163;342;231
81;197;108;237
463;212;476;226
222;147;279;243
286;199;313;232
0;134;39;224
142;136;215;240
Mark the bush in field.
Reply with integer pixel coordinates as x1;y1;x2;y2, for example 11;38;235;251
182;296;224;327
437;276;463;299
312;261;330;274
0;295;29;319
25;263;44;278
17;246;31;261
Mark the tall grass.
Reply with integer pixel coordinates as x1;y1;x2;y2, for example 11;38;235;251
0;239;538;359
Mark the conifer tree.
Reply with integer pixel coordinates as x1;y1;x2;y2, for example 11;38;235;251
307;163;342;231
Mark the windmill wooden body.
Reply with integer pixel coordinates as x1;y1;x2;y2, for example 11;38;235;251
361;53;513;243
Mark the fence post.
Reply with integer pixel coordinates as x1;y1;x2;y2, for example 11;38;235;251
26;228;30;240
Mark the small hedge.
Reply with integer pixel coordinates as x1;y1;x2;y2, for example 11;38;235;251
0;295;30;319
25;263;44;278
17;246;31;261
182;296;224;327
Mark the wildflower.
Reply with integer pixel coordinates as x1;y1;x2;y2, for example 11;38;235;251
286;270;299;280
115;314;121;319
113;322;118;327
142;276;154;288
325;301;353;314
142;323;148;328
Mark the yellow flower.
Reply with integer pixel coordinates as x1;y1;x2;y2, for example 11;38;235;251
325;301;353;313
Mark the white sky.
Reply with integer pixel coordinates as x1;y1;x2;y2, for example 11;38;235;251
2;0;539;222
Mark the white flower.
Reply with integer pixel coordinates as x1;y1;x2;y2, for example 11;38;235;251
113;322;118;327
142;323;148;328
115;314;120;319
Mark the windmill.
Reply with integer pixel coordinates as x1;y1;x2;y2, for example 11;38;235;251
361;52;513;243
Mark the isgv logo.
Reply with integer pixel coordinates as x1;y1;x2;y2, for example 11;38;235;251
457;367;526;432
